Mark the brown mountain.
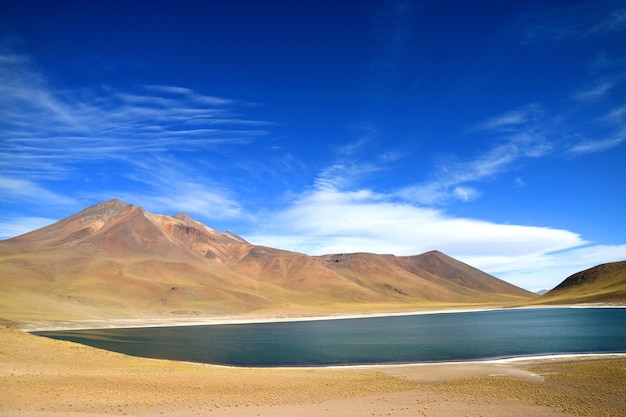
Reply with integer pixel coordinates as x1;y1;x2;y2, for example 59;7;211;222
535;261;626;304
0;199;535;322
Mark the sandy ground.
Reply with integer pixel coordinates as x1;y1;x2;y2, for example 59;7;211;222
16;303;626;332
14;308;502;331
2;320;626;417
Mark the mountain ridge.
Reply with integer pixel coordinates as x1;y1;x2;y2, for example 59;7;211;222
0;199;536;322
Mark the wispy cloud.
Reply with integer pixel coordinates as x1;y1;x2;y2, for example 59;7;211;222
366;1;416;98
589;6;626;33
401;82;624;205
122;185;245;222
573;82;614;102
112;155;247;221
143;84;235;106
399;106;551;206
520;0;626;43
313;129;407;192
0;176;78;207
397;144;518;205
0;216;57;240
604;105;626;124
315;161;385;191
567;96;626;154
0;46;276;218
568;133;625;154
0;48;272;175
474;105;543;132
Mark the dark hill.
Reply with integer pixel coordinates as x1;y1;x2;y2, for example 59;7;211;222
535;261;626;304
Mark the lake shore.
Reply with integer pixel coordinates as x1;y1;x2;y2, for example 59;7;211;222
18;302;626;332
1;324;625;417
28;306;626;369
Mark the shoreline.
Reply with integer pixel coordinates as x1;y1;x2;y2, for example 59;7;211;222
22;307;501;331
20;303;626;332
3;322;626;416
353;352;626;369
200;352;626;371
24;305;626;371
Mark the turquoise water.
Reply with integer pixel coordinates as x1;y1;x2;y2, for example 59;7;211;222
34;308;626;367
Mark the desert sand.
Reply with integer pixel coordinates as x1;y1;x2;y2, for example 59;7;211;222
2;318;626;417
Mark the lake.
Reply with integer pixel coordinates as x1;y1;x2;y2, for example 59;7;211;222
34;307;626;367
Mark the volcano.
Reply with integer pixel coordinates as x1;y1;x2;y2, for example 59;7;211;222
0;199;535;321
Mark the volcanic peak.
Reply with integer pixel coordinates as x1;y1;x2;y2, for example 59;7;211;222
3;199;248;260
0;199;542;320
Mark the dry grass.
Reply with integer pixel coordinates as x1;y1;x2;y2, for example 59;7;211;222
0;325;418;416
430;359;626;417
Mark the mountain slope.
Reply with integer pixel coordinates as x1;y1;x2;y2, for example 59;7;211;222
401;251;532;298
535;261;626;304
0;199;535;322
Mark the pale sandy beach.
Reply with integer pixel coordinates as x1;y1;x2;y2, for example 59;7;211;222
16;313;467;332
2;308;626;417
16;306;504;331
17;303;625;332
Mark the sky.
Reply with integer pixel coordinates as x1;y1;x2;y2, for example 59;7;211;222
1;0;625;292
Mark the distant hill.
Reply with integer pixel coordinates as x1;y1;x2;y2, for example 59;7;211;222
0;199;535;322
536;289;549;295
535;261;626;304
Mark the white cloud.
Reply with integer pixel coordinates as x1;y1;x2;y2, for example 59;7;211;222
0;216;56;240
246;186;602;291
452;186;480;202
469;244;626;292
0;176;77;207
245;184;626;292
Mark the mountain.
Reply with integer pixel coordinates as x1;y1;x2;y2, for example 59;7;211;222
535;261;626;304
0;199;535;322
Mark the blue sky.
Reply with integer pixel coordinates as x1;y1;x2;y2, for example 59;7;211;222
1;0;625;291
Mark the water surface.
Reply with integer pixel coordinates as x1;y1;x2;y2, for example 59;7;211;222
35;307;626;367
